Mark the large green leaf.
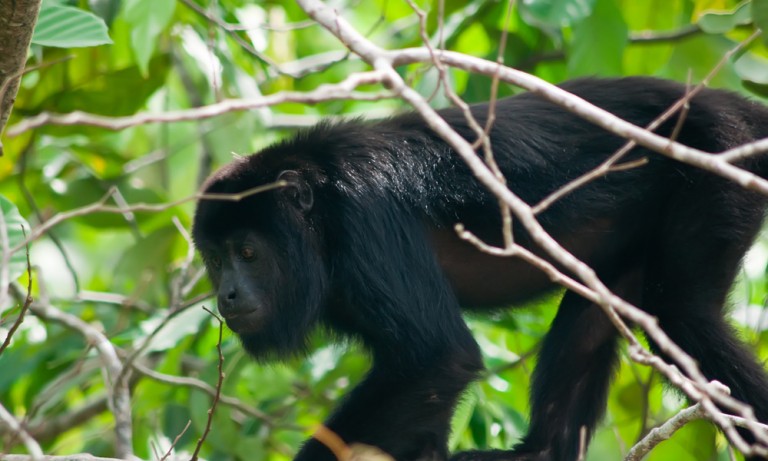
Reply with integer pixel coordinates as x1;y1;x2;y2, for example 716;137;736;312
696;1;752;34
735;51;768;84
736;52;768;96
32;2;113;48
122;0;176;75
35;54;170;115
0;196;31;284
568;0;628;76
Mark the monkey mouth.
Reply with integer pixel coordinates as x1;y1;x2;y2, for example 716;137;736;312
222;310;264;334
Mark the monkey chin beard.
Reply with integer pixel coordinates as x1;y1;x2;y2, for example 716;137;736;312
235;293;323;363
237;324;313;362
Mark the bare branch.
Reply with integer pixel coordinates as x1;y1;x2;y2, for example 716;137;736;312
625;403;706;461
629;25;701;43
533;29;758;214
159;420;191;461
24;300;133;458
12;181;286;255
0;403;43;461
25;397;108;442
5;72;391;136
388;45;768;195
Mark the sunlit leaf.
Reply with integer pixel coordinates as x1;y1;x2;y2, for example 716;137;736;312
122;0;176;75
32;3;112;48
692;0;740;19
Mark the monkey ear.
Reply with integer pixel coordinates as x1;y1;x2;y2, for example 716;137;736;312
278;170;313;212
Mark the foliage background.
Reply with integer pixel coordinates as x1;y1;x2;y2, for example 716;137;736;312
2;0;768;460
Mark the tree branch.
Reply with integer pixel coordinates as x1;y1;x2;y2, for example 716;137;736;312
22;299;133;458
0;0;42;153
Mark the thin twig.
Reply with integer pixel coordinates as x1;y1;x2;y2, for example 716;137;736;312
170;216;196;308
190;307;225;461
159;420;191;461
131;361;280;424
13;180;286;255
532;28;760;214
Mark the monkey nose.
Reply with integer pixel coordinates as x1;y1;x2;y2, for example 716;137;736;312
217;288;237;316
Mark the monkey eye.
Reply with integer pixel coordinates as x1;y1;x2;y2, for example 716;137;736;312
240;246;256;261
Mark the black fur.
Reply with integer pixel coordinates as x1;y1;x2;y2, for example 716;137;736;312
192;77;768;461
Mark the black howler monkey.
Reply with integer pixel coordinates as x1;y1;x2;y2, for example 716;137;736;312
192;77;768;461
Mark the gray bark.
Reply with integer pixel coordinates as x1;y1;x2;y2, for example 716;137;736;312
0;0;42;153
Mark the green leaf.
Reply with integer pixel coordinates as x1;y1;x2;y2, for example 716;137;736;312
449;385;479;449
114;226;178;291
31;3;113;48
122;0;176;75
37;54;170;115
659;34;743;88
89;0;123;26
138;304;209;353
520;0;597;28
0;196;31;284
646;419;717;460
235;437;266;461
754;0;768;43
735;51;768;84
735;52;768;96
697;0;752;34
568;0;628;76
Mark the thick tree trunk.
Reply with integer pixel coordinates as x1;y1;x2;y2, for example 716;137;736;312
0;0;42;152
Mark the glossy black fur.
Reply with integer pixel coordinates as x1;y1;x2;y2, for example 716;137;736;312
192;77;768;461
